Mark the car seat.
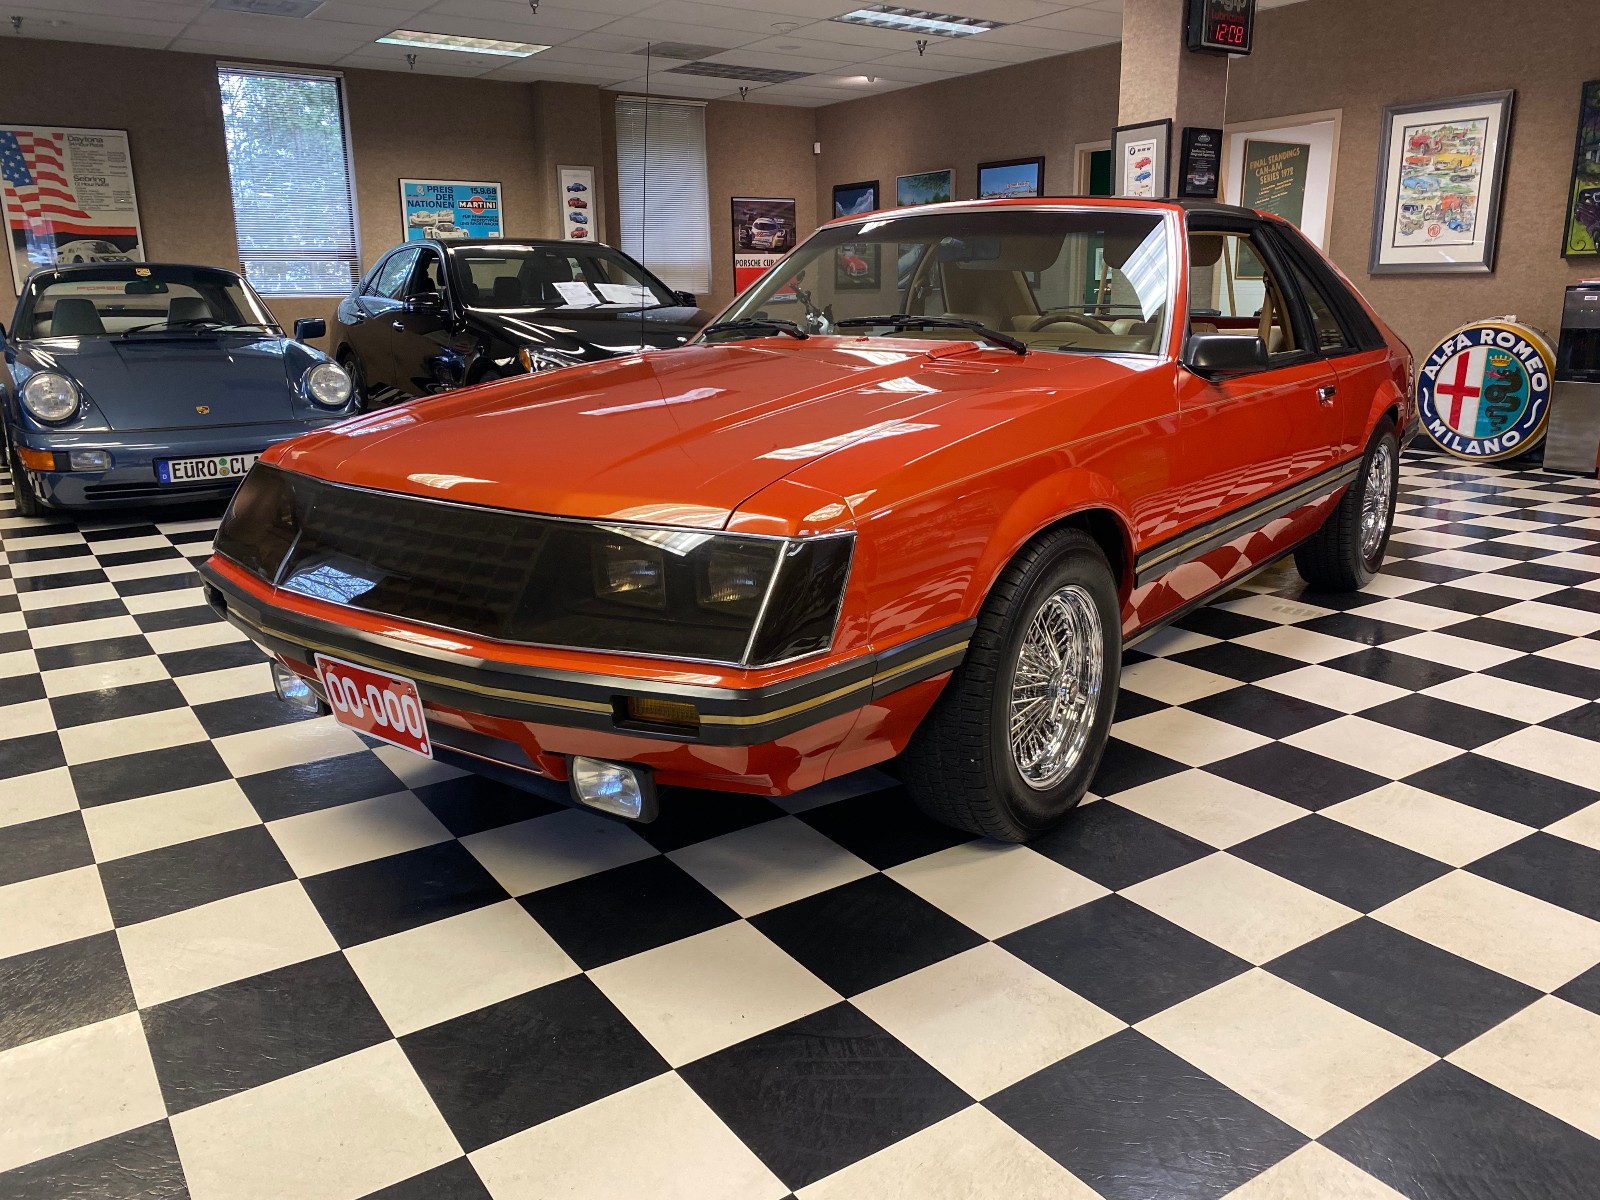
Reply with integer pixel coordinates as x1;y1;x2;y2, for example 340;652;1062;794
167;296;213;324
45;297;106;337
492;276;525;307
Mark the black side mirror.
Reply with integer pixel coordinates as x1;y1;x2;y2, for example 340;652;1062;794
293;317;326;342
404;292;445;314
1184;333;1268;380
672;291;696;306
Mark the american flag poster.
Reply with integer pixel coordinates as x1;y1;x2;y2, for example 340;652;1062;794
0;124;144;290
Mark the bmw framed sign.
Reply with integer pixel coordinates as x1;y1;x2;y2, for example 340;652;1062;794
1416;320;1555;461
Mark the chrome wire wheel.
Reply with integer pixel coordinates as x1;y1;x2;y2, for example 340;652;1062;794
1009;583;1104;791
1360;440;1395;560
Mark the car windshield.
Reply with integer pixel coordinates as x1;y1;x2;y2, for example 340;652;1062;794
18;265;278;339
710;207;1174;357
450;245;677;311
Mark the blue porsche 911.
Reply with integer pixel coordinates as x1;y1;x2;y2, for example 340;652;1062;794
2;262;358;516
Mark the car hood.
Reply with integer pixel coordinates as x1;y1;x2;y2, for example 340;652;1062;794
20;334;312;430
269;338;1133;530
469;304;704;358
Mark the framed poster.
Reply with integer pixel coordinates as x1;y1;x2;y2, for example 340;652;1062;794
399;179;501;242
732;196;796;295
1236;139;1310;278
1222;110;1340;251
977;157;1045;199
1561;79;1600;258
896;169;953;207
1113;119;1171;199
0;124;144;291
1178;127;1222;198
557;166;595;242
1369;91;1514;275
833;180;879;219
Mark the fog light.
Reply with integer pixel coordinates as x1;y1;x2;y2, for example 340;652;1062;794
624;697;700;729
272;662;324;714
569;756;658;821
67;450;110;472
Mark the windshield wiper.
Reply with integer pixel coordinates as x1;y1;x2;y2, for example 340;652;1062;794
701;318;810;342
121;318;266;336
835;314;1027;355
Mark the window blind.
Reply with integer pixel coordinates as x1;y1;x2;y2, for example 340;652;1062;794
615;97;712;295
217;65;360;297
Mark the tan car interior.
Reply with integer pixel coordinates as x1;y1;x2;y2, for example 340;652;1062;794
1187;231;1297;355
30;285;218;337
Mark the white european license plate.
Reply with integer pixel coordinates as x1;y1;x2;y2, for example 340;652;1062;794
156;453;259;484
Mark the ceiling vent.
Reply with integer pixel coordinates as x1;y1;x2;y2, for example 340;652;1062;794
211;0;324;16
666;62;812;84
635;42;731;62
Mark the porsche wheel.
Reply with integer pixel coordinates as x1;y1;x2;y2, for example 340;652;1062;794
6;441;44;518
901;528;1121;842
1295;419;1399;592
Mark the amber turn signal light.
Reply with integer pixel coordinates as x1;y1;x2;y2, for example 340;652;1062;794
15;446;58;471
623;697;700;729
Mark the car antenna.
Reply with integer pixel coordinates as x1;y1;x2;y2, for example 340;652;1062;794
641;41;651;357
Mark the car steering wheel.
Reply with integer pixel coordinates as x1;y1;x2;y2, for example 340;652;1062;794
1027;312;1115;335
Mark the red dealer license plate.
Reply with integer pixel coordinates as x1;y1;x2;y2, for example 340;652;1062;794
315;654;432;758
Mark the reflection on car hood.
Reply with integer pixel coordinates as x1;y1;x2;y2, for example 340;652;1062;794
472;304;703;357
268;338;1138;529
19;334;309;430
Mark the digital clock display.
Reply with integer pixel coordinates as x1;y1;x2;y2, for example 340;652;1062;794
1187;0;1255;55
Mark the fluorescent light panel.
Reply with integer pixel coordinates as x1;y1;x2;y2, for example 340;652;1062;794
831;5;1002;37
377;29;549;58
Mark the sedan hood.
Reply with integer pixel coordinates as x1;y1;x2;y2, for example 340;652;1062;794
25;334;303;430
270;338;1127;528
473;304;703;358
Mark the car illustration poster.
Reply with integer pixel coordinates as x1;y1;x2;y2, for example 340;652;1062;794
1113;119;1170;200
1562;79;1600;258
0;124;144;290
558;166;595;242
399;180;502;242
733;197;797;294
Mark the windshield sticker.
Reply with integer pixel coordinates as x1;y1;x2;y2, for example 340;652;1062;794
552;280;601;307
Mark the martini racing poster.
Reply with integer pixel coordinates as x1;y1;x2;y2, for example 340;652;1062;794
400;179;502;242
1;124;145;291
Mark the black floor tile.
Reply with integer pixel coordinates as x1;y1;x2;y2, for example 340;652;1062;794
1088;738;1188;796
1405;754;1598;828
1296;611;1419;646
751;875;984;995
1486;654;1600;700
1555;962;1600;1017
1439;616;1571;653
1170;608;1277;640
1323;647;1466;691
1399;584;1517;615
680;1003;968;1192
12;567;109;592
1231;815;1450;911
98;546;183;568
795;786;973;869
23;598;128;627
239;751;408;822
1494;562;1598;587
415;773;565;838
636;787;787;854
1266;919;1539;1056
1542;702;1600;743
193;690;321;739
0;731;64;781
1379;560;1475;584
6;542;91;564
1323;1062;1600;1200
1171;642;1306;683
518;856;738;971
1359;693;1523;750
112;572;203;597
999;896;1250;1024
1206;743;1387;810
159;640;266;676
1468;833;1600;921
1113;686;1168;722
70;741;231;808
0;1121;187;1200
0;674;44;708
1544;586;1600;614
1029;798;1212;890
987;1029;1306;1200
0;810;93;887
31;634;151;671
1183;685;1340;740
98;825;294;926
142;953;391;1113
132;604;217;634
401;975;667;1152
363;1158;493;1200
0;932;136;1053
48;679;188;730
303;840;508;947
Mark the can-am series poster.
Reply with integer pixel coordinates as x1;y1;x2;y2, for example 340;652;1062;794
0;125;145;290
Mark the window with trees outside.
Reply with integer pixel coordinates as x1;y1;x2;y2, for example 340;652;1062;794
217;65;360;296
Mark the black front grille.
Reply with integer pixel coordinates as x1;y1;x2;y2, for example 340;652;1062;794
84;479;235;501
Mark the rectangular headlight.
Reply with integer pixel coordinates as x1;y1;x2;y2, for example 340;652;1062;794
592;538;666;609
214;463;299;582
697;544;770;614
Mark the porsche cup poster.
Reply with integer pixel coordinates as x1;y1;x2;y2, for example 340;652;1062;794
1;124;145;291
733;197;797;295
400;179;502;242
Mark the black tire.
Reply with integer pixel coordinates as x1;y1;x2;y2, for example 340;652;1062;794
1295;419;1399;592
339;351;372;412
901;528;1121;842
6;440;45;518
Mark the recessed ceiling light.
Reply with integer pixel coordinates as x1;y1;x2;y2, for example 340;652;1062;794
376;29;549;57
211;0;323;16
666;61;811;83
831;5;1002;37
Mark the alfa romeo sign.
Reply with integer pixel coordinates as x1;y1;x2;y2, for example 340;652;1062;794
1416;320;1554;461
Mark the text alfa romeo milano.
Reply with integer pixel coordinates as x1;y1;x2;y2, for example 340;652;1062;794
202;198;1413;842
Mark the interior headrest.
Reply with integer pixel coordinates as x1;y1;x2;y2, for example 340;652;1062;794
493;276;524;305
167;296;212;323
47;297;105;336
1189;235;1226;268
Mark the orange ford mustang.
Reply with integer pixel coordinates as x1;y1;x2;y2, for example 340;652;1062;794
201;198;1413;842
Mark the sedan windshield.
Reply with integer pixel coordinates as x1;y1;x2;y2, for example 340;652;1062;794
450;245;677;311
710;207;1173;357
17;264;278;339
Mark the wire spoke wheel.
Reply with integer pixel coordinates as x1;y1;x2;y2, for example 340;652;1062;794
1360;440;1394;560
1008;583;1104;791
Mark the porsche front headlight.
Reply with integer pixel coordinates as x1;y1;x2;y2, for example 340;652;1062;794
305;361;353;408
20;372;79;423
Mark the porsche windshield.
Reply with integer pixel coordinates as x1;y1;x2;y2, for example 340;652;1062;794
710;208;1173;356
18;265;277;339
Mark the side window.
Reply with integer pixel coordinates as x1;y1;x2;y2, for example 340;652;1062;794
408;250;445;298
1187;230;1300;359
1281;256;1352;354
371;249;419;299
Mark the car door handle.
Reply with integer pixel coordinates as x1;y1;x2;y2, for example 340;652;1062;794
1317;384;1338;406
392;320;407;331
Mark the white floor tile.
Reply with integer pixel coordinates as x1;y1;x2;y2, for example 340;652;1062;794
1119;657;1234;704
1547;802;1600;852
1423;674;1584;724
1111;709;1270;767
1222;1143;1405;1199
0;766;79;829
57;707;208;766
1478;726;1600;790
39;655;171;698
0;865;114;960
1449;996;1600;1140
1256;665;1408;713
669;816;875;917
268;791;451;877
1112;771;1306;848
1285;716;1461;778
1380;631;1523;672
24;615;143;649
461;808;657;896
82;780;262;862
885;842;1108;940
1322;783;1532;867
212;717;369;777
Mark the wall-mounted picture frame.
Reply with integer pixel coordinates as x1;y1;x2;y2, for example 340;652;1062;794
977;157;1045;199
732;196;797;295
896;169;953;207
1178;127;1222;199
833;180;879;219
1113;119;1171;199
557;165;595;242
1368;90;1514;275
1562;79;1600;258
400;179;502;242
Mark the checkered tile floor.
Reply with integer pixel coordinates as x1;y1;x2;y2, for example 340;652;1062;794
2;451;1599;1200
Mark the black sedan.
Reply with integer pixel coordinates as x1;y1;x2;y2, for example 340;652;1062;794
331;238;707;408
